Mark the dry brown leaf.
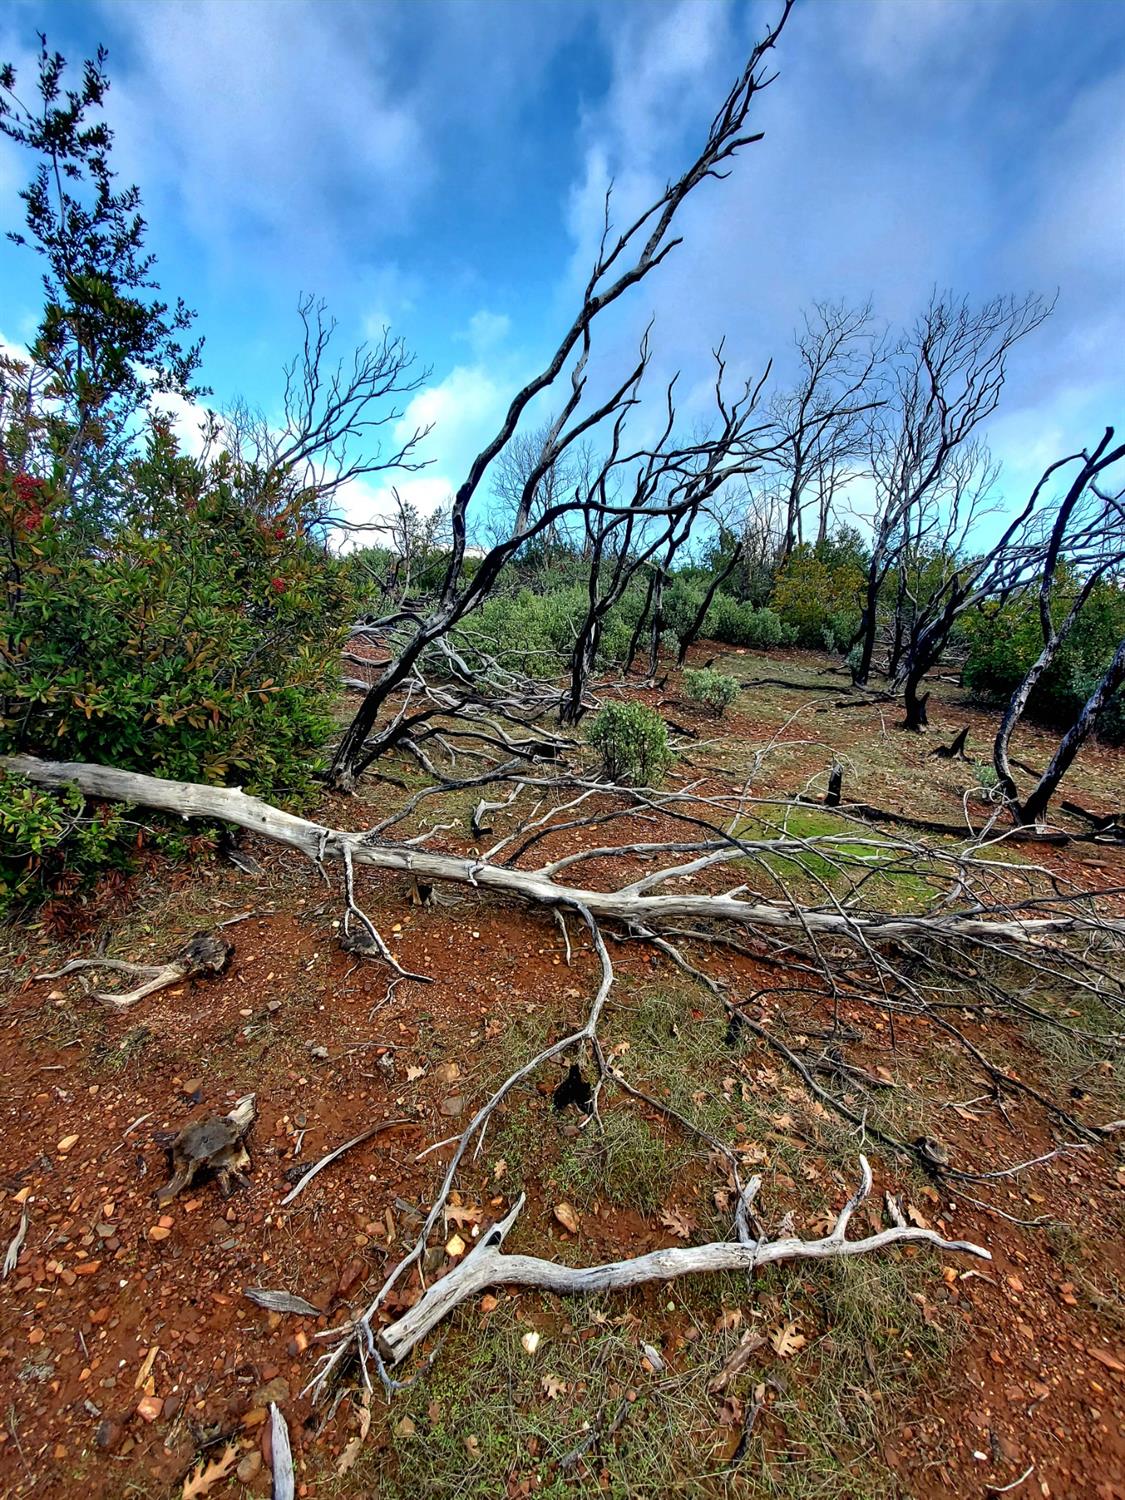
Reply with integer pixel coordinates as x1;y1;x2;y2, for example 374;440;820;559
553;1202;579;1234
446;1204;482;1227
906;1203;930;1229
405;1065;425;1081
541;1373;567;1399
336;1436;363;1476
356;1390;372;1440
658;1206;696;1240
183;1442;240;1499
769;1322;807;1359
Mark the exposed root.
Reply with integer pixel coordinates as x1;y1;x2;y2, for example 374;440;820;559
36;928;233;1009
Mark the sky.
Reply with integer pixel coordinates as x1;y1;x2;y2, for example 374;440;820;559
0;0;1123;540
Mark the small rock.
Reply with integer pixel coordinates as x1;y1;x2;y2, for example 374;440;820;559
136;1395;162;1424
251;1376;290;1406
95;1419;121;1452
236;1451;262;1483
440;1096;464;1117
309;1045;329;1061
148;1226;171;1242
57;1134;79;1155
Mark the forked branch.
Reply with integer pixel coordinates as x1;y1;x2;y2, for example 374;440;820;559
375;1158;989;1366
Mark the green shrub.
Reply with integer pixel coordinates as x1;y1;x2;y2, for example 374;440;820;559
0;774;131;914
0;429;347;907
0;437;346;794
704;592;790;649
773;536;866;650
962;578;1125;743
587;701;674;785
682;667;739;716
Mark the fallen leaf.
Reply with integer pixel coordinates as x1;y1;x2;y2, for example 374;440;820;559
405;1065;425;1082
658;1206;696;1240
336;1436;363;1476
905;1204;930;1229
445;1204;482;1227
769;1322;807;1359
541;1373;567;1399
553;1202;579;1235
182;1441;240;1498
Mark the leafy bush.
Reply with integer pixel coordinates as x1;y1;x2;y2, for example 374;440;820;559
587;701;674;785
0;774;130;915
0;431;348;907
0;435;347;794
772;535;866;650
704;592;790;649
962;578;1125;743
682;667;739;716
661;577;706;648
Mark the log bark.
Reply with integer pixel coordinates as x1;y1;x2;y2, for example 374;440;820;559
4;756;1105;950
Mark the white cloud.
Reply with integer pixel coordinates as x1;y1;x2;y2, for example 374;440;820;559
336;361;512;536
462;310;511;356
99;0;430;270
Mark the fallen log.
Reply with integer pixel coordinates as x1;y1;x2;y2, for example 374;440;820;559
374;1159;989;1365
5;756;1107;950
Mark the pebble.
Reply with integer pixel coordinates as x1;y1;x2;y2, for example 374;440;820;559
136;1394;162;1423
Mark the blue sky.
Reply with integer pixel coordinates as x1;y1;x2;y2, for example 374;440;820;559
1;0;1123;536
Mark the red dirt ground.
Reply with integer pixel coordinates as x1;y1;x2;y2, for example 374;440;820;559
0;647;1122;1499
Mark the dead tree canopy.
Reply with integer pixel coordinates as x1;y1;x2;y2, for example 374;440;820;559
852;291;1052;689
992;428;1125;825
327;0;796;790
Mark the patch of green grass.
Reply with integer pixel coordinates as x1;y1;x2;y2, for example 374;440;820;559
556;1107;682;1213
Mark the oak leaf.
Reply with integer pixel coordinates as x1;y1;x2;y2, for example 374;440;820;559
769;1322;807;1358
182;1443;240;1499
658;1206;696;1240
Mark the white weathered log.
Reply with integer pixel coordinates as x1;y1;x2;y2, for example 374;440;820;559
268;1402;294;1500
3;756;1108;950
376;1160;989;1365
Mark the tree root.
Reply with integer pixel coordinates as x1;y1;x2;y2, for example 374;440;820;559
36;929;233;1009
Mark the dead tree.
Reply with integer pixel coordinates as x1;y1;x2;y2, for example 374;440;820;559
852;291;1051;687
326;1;795;790
993;428;1125;823
768;300;884;564
223;295;432;527
561;352;771;720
